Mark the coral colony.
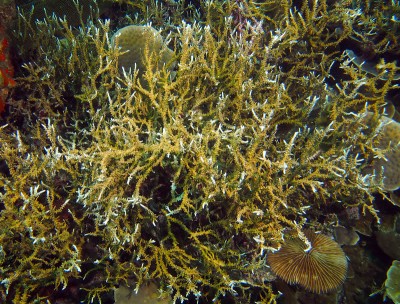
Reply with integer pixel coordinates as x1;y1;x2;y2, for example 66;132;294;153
0;0;399;303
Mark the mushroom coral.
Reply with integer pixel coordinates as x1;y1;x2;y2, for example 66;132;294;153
267;230;348;294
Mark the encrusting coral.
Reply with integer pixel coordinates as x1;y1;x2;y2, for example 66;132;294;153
385;260;400;304
0;0;399;303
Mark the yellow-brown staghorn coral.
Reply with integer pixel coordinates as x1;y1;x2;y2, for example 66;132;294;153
0;0;399;303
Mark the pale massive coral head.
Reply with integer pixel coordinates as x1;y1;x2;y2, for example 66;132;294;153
111;25;175;76
366;113;400;191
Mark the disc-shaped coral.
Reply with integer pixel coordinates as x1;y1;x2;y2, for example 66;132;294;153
267;230;348;294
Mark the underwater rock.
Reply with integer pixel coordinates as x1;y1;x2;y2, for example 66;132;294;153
382;100;398;120
385;260;400;304
390;191;400;208
267;230;348;294
114;282;171;304
111;25;175;78
15;0;112;27
0;0;16;25
338;206;374;237
375;213;400;260
374;115;400;191
364;113;400;191
333;225;360;246
345;49;400;81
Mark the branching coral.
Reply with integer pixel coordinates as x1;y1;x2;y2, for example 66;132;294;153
0;0;398;303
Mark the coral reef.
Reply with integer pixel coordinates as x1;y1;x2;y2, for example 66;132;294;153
111;25;175;78
361;112;400;191
375;213;400;260
333;225;360;246
385;260;400;304
267;230;348;293
114;282;171;304
0;0;399;303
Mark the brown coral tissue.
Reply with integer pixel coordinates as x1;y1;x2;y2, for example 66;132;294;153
267;230;348;294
